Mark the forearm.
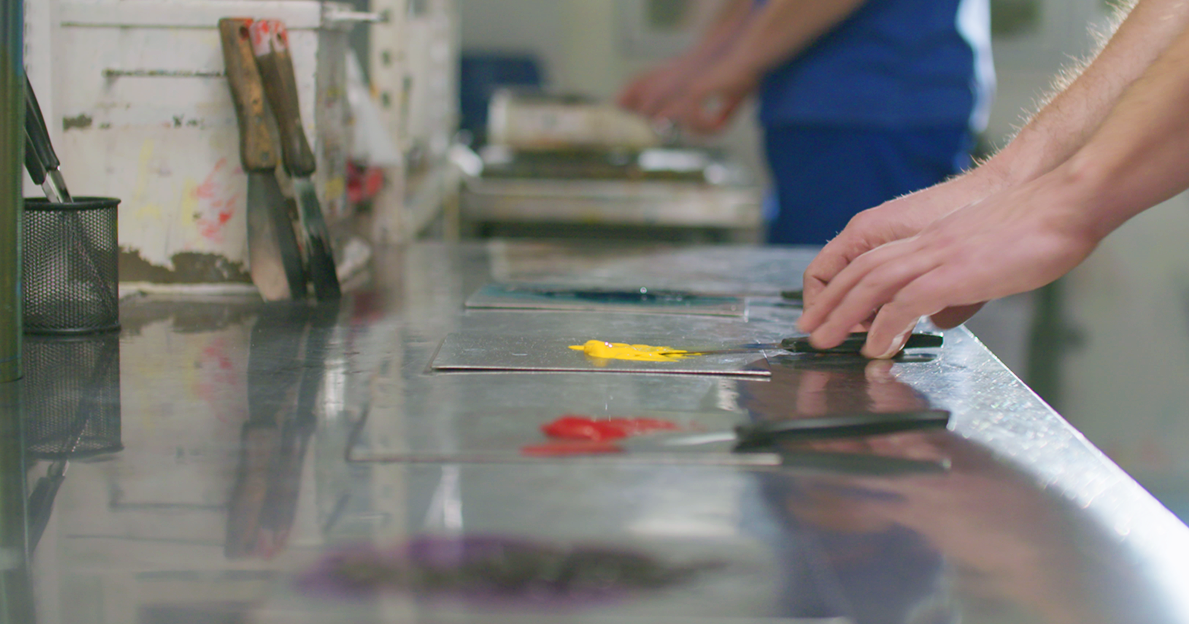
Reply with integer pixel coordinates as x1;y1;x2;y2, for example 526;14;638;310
987;0;1189;187
1051;23;1189;242
716;0;868;76
676;0;755;68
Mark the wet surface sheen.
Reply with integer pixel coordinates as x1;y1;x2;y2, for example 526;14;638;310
3;242;1188;624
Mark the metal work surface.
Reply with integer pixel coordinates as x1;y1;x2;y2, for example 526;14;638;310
1;242;1188;624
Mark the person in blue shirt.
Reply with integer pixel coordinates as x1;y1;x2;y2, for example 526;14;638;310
618;0;993;246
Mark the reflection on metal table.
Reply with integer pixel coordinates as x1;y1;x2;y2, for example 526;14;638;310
1;241;1188;624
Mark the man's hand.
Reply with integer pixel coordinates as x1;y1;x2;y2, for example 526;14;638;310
618;56;757;134
617;61;699;119
801;0;1189;359
621;0;880;135
618;0;754;121
802;168;1011;330
798;171;1101;358
654;57;758;133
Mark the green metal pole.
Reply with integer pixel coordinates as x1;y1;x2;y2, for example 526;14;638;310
0;5;32;621
0;0;21;383
0;383;32;624
1026;280;1065;412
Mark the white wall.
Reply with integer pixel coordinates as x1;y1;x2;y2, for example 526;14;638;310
459;0;569;85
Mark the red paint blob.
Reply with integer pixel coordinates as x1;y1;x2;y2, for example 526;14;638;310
540;415;681;442
542;416;623;441
613;418;683;436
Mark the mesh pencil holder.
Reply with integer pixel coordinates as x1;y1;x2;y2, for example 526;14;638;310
23;333;122;459
23;197;120;334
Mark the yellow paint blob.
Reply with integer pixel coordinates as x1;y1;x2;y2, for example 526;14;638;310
569;340;688;362
324;175;346;204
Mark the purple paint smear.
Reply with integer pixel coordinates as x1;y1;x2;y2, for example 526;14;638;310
297;535;724;609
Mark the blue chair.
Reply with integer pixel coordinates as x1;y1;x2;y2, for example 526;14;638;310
459;53;544;145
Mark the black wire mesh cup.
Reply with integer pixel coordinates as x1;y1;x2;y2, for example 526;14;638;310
23;333;122;459
23;197;121;334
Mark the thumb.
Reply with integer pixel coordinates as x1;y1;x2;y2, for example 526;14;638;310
689;92;746;133
929;302;985;329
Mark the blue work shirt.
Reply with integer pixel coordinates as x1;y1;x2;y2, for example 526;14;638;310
756;0;994;131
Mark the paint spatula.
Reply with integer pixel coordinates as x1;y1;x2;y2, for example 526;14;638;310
664;332;943;356
24;74;70;203
251;19;341;300
620;409;952;455
219;17;306;300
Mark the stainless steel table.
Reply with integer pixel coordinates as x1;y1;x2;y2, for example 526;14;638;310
3;241;1188;624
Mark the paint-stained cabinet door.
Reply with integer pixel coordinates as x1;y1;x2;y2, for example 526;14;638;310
55;2;349;285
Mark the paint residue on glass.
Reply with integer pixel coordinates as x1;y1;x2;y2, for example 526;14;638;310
542;415;681;441
521;440;622;456
569;339;688;362
522;415;683;456
297;536;725;604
